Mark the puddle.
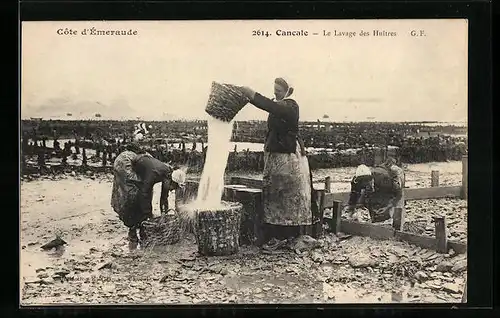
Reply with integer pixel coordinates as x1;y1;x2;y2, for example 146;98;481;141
20;236;127;282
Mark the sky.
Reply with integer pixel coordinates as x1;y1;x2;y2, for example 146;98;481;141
21;19;468;122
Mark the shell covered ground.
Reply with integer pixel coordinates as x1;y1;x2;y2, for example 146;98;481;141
20;162;467;305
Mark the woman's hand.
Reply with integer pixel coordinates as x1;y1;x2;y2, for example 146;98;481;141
160;201;168;214
239;86;256;100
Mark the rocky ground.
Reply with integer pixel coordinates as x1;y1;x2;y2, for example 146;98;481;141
20;162;467;305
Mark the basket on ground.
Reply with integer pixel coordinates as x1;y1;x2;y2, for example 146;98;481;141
140;212;181;248
205;82;249;122
194;201;242;256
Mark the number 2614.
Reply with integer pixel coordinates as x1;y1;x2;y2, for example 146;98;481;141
252;30;271;37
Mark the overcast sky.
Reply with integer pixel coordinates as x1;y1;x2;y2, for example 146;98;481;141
21;19;468;122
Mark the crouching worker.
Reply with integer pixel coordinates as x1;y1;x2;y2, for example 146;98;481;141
343;157;405;223
111;144;186;246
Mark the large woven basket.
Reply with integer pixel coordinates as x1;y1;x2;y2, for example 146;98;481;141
140;212;181;248
205;82;249;122
194;201;242;256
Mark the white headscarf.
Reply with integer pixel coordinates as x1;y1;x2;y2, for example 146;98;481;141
133;123;149;141
171;169;186;187
355;164;372;177
274;77;294;101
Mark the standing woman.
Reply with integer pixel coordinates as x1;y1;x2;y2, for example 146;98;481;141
240;78;314;250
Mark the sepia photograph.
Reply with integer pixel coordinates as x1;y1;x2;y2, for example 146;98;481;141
20;19;468;305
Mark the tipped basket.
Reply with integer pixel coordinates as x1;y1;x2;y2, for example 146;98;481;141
140;212;181;248
205;82;249;122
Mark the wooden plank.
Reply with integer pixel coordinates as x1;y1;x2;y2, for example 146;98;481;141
404;186;462;200
431;170;440;187
322;193;338;210
331;192;351;203
229;177;263;189
448;240;467;254
394;231;437;250
328;186;461;203
340;220;395;240
191;180;462;205
434;216;448;253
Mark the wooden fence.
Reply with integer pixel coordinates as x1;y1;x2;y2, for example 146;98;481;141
221;155;468;253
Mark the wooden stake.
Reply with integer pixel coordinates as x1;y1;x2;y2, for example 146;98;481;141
102;149;107;167
331;200;342;234
82;148;87;166
392;207;404;231
431;170;440;187
314;190;325;238
434;216;448;253
324;176;331;193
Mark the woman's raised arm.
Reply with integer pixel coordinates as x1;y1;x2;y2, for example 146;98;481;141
251;92;299;122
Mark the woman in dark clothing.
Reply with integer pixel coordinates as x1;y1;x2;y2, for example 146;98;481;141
240;78;315;250
344;157;405;222
111;145;186;245
132;154;185;222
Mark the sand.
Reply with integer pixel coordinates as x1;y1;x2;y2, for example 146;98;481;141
19;161;467;305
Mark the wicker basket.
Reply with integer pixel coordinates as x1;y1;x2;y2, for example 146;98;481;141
205;82;249;122
140;212;181;248
194;201;242;256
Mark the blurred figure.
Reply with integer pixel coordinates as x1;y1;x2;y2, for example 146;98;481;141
344;157;405;223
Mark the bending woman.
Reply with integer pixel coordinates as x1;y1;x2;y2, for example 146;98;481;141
111;144;186;246
240;78;315;250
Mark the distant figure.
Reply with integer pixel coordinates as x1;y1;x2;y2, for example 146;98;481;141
133;123;149;141
344;157;405;223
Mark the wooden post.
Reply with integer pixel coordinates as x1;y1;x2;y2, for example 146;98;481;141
374;148;384;166
324;176;331;193
82;148;87;166
392;207;404;231
431;170;440;187
102;149;107;167
434;216;448;253
461;155;468;200
314;190;325;239
61;149;68;165
331;200;342;234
